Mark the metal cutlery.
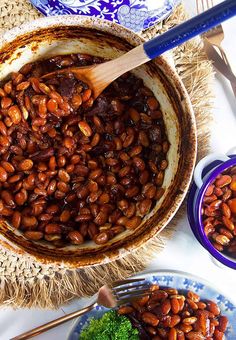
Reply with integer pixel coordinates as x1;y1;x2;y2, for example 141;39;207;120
197;0;236;97
11;277;150;340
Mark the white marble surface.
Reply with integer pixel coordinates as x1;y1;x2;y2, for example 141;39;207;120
1;1;236;339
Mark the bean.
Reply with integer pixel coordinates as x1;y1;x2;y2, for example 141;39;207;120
58;169;70;183
47;180;57;195
22;216;38;229
59;210;71;222
0;121;7;136
75;214;92;222
215;234;230;246
171;297;180;314
78;120;92;137
218;316;228;332
205;184;214;196
129;108;140;122
4;81;12;94
45;223;61;234
89;168;102;180
71;94;82;108
147;97;159;110
0;166;8;182
57;181;69;193
98;193;110;204
168;328;177;340
82;89;92;102
125;186;139;198
230;175;236;191
47;99;58;113
126;216;141;229
161;299;171;314
68;231;84;245
118;306;135;315
19;159;33;171
222;216;234;231
228;198;236;213
133;157;145;171
15;190;27;205
138;131;149;147
183;317;197;325
215;175;231;188
1;97;12;109
24;231;43;240
8;105;21;124
206;301;220;315
12;211;21;229
94;211;107;226
1;190;15;207
186;332;204;339
94;232;109;244
187;291;200;302
142;312;159;327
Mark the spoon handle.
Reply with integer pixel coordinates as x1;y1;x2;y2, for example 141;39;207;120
11;302;97;340
143;0;236;60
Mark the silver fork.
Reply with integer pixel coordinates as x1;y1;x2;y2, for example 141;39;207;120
197;0;236;96
11;278;150;340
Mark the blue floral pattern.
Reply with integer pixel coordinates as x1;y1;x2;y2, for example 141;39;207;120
30;0;180;32
67;271;236;340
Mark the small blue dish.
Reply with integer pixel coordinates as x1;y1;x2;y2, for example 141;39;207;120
30;0;180;32
188;152;236;270
67;270;236;339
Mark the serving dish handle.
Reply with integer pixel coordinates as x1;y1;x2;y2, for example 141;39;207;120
194;154;230;189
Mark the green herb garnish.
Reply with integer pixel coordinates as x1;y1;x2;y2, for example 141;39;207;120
80;310;139;340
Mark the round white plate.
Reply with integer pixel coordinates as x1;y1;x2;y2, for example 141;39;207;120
67;270;236;339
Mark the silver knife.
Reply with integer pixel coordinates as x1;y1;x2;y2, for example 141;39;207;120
203;38;236;98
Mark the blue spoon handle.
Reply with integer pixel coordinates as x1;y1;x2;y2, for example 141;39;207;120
143;0;236;59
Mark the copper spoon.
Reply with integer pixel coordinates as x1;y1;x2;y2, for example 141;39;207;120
11;278;150;340
42;0;236;99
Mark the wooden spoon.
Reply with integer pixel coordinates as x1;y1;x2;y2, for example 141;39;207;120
43;0;236;99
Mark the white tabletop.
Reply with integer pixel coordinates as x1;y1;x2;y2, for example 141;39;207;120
1;1;236;339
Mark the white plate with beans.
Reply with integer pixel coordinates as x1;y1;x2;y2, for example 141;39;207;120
68;270;236;339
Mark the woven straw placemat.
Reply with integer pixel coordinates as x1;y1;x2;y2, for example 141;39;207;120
0;2;214;309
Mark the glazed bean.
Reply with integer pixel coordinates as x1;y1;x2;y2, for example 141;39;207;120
22;216;38;229
11;211;21;229
24;231;43;240
78;120;92;137
0;166;8;182
161;299;171;315
228;198;236;214
45;223;61;234
126;216;141;229
8;105;21;124
68;231;84;245
118;306;135;315
19;159;33;171
1;190;15;207
206;301;220;315
58;169;70;183
215;175;231;188
94;231;109;244
142;312;159;327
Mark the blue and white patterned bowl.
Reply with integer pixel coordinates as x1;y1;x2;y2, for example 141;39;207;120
67;270;236;339
30;0;180;32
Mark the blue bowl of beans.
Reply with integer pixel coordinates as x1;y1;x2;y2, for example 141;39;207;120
187;151;236;270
